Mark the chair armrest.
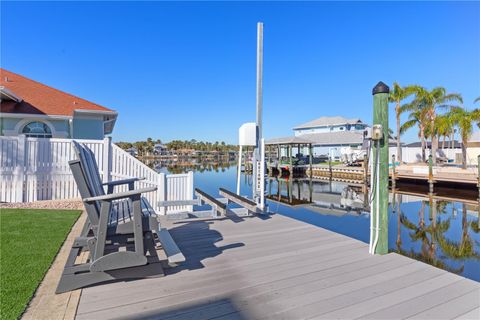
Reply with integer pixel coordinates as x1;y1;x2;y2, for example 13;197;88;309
84;186;157;203
102;177;145;186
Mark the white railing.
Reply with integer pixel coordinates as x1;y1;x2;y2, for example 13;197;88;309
0;135;193;214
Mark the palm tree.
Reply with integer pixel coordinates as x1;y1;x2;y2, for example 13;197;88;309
412;87;463;164
435;114;455;150
400;103;429;162
389;83;419;163
436;204;480;261
475;97;480;103
449;107;480;169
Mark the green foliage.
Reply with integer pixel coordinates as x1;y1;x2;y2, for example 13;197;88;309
388;82;419;104
0;209;81;319
115;138;238;155
115;141;133;150
164;140;237;152
449;107;480;143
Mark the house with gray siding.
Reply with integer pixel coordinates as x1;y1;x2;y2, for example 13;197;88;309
268;116;369;159
0;69;117;139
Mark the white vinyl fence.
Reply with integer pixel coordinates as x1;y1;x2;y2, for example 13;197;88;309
388;146;463;164
0;135;193;214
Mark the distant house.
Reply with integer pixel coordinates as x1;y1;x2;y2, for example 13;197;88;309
466;132;480;165
294;117;370;159
267;116;370;160
0;69;117;139
125;147;138;157
154;143;168;155
293;116;368;136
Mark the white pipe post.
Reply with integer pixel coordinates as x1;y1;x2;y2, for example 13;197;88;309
237;145;243;195
260;138;265;210
256;22;263;144
254;22;264;203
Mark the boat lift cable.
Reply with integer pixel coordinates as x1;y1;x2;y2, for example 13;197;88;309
369;139;381;254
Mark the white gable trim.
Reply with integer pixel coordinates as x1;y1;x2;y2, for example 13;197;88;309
0;113;72;120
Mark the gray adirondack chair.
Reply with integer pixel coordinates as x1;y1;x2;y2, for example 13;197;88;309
72;141;159;237
56;142;184;293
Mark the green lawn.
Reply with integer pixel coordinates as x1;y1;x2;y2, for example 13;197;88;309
0;209;81;320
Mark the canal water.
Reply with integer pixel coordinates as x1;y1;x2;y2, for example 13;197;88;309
152;161;480;282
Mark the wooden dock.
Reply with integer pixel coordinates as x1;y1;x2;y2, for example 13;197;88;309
76;214;480;319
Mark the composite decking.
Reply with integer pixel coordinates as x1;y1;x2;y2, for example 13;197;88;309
77;213;480;320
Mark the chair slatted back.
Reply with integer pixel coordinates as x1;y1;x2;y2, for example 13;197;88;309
71;141;105;220
69;159;100;228
83;147;106;197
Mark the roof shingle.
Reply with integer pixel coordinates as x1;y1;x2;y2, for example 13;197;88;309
293;116;363;130
0;68;114;116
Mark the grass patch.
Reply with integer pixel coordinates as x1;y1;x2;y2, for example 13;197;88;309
0;208;81;320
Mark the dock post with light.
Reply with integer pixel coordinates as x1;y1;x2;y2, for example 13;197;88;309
370;81;389;255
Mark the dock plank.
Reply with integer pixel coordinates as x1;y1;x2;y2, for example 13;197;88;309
359;280;480;319
77;213;480;320
407;289;480;319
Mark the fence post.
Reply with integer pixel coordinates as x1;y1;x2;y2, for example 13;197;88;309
102;137;112;183
15;135;26;202
158;173;166;215
187;171;194;212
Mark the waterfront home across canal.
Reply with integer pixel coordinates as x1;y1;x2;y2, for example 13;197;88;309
292;116;369;159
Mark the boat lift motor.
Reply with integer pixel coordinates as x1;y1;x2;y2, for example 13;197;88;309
236;122;266;211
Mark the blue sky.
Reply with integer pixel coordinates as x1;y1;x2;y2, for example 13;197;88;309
2;1;479;143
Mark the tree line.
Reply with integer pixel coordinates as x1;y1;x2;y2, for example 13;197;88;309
389;83;480;169
115;138;238;156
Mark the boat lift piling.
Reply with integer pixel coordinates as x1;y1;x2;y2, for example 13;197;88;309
236;22;267;213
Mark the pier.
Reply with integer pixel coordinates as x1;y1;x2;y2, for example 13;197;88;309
76;213;480;319
264;162;478;190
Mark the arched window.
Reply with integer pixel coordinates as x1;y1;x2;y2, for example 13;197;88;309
22;121;53;138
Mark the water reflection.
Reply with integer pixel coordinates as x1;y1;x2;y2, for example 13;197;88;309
266;177;368;216
147;161;480;282
266;176;480;281
143;159;236;174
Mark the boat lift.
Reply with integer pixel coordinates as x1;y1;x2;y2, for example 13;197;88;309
160;22;268;219
235;22;267;213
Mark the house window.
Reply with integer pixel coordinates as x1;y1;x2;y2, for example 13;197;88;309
22;121;52;138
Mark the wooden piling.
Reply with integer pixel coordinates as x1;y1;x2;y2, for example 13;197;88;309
309;143;313;179
372;81;389;255
392;154;396;190
328;157;332;180
428;154;434;194
477;155;480;201
363;154;368;190
288;144;293;178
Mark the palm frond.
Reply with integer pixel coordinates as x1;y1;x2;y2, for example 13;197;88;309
442;93;463;104
400;119;417;135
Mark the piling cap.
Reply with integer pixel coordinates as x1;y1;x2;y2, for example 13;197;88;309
372;81;390;95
